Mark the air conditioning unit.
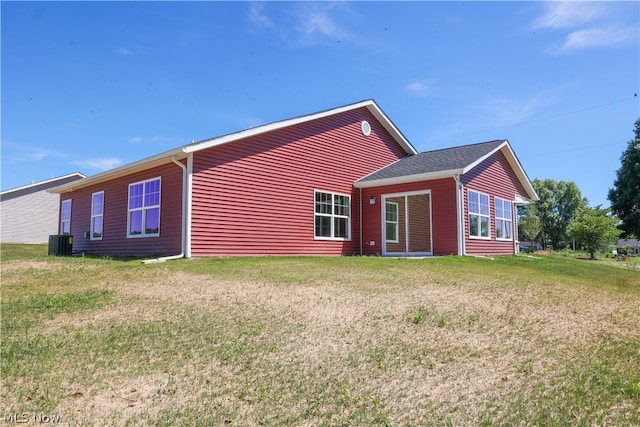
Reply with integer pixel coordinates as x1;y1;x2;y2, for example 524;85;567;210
48;235;73;256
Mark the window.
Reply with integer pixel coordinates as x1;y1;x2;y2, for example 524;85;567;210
385;201;399;243
314;191;350;240
128;178;161;237
60;199;72;234
91;191;104;240
495;198;513;240
468;190;490;238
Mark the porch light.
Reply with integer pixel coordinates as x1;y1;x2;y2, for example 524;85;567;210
369;196;376;205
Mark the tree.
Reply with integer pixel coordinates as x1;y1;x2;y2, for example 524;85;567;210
519;214;542;243
567;206;621;260
528;179;586;249
608;118;640;238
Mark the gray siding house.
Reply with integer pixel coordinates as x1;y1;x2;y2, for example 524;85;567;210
1;173;85;243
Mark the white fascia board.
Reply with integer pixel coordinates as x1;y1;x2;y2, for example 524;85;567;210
461;140;508;174
501;144;539;201
184;100;417;156
48;148;188;194
364;103;418;155
354;169;462;189
1;172;86;196
461;140;538;202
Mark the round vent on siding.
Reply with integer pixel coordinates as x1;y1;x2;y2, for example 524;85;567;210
361;120;371;136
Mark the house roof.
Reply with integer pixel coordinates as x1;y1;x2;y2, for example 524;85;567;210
617;239;640;249
355;139;539;202
1;173;86;201
49;99;417;194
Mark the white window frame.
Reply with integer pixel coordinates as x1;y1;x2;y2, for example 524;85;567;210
127;177;161;238
60;199;72;235
91;191;104;241
314;190;351;241
468;190;490;239
495;197;513;241
385;201;399;243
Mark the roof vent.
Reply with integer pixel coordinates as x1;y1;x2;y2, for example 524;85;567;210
361;120;371;136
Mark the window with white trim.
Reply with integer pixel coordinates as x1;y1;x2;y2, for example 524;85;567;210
495;198;513;240
385;201;399;243
128;178;161;238
468;190;490;239
91;191;104;240
60;199;72;235
314;191;350;240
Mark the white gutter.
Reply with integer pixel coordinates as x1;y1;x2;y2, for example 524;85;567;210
142;155;188;264
355;169;464;189
454;174;466;256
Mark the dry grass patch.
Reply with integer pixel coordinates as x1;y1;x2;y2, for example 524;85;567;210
1;251;638;425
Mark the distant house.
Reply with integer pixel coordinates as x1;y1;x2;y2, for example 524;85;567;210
1;173;85;243
49;100;538;258
617;239;640;255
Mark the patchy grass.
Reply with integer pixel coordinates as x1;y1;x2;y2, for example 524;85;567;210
1;247;638;425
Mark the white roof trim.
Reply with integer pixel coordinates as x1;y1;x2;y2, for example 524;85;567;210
354;141;538;202
2;172;86;196
354;169;463;189
49;148;187;194
461;140;509;174
49;100;417;194
184;99;417;155
461;140;538;201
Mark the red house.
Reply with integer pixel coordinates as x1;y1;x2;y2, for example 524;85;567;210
50;100;538;258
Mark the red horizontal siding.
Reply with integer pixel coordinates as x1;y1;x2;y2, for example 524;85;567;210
191;107;408;256
462;150;525;255
361;178;457;256
60;162;183;257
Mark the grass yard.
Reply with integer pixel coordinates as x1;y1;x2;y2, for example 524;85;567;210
1;244;639;426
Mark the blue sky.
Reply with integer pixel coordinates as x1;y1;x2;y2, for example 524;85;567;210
2;1;638;207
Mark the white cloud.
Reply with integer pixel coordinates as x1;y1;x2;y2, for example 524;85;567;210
248;3;276;31
531;2;638;52
17;150;50;162
561;26;638;51
483;96;543;128
113;47;133;55
247;2;349;48
532;2;604;30
113;44;143;56
405;79;434;97
5;142;61;162
129;136;144;144
74;157;123;171
295;3;343;39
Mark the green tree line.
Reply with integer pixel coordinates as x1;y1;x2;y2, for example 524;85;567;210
518;117;639;258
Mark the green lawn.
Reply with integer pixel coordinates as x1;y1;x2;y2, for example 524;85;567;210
1;244;638;426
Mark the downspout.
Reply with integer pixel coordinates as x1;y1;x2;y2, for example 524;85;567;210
359;187;363;256
185;153;193;258
513;201;518;255
142;155;187;264
454;174;466;256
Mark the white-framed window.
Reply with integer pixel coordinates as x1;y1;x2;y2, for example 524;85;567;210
468;190;490;239
314;190;351;240
60;199;72;235
128;177;161;238
91;191;104;240
495;197;513;240
385;201;399;243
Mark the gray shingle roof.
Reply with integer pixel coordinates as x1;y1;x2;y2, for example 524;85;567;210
357;139;506;182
